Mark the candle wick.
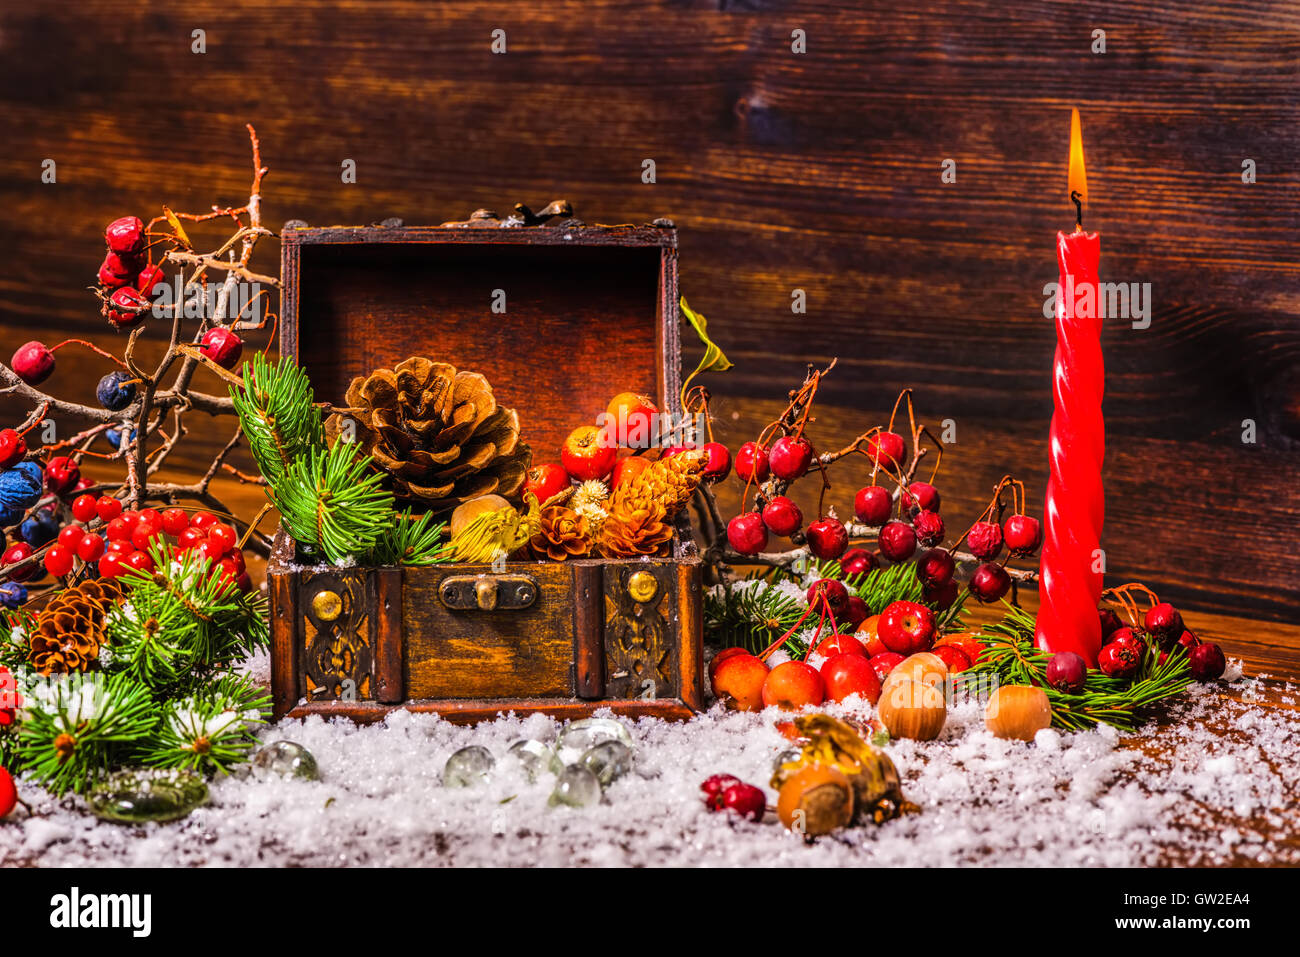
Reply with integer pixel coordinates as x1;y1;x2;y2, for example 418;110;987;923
1070;190;1084;230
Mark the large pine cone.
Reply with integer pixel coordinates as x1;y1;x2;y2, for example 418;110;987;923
327;357;531;513
27;578;126;675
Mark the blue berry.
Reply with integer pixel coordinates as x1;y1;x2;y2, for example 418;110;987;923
18;509;59;547
104;427;137;450
96;370;137;411
0;463;43;513
0;581;28;609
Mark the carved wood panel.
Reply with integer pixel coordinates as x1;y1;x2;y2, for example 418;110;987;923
299;569;373;703
603;563;679;701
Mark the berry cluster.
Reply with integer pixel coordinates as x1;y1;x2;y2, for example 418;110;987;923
0;665;20;728
699;773;765;821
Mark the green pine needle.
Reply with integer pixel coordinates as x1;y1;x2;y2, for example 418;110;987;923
705;579;806;655
271;441;395;564
364;508;452;567
230;353;325;486
142;674;270;776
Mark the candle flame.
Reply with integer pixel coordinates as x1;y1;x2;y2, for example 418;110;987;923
1068;107;1087;206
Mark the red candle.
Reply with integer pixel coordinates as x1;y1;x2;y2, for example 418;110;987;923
1036;109;1105;665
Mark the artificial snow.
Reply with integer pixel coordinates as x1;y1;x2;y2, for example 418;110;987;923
3;663;1298;867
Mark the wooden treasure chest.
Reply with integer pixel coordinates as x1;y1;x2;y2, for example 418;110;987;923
267;207;705;724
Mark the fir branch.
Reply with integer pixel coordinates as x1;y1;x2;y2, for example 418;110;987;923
230;353;324;486
17;672;156;796
142;673;270;776
364;508;452;567
271;442;394;564
705;579;806;655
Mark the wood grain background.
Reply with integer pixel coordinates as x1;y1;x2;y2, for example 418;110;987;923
1;0;1297;624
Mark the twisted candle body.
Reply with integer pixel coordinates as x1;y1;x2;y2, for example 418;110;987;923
1036;230;1104;665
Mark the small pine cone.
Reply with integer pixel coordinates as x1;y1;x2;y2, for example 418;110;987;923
529;506;592;561
597;501;674;559
26;578;126;675
612;449;707;519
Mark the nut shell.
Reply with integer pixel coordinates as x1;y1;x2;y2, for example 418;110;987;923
984;684;1052;741
878;678;947;741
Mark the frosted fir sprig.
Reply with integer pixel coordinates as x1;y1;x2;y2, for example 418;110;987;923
142;674;270;776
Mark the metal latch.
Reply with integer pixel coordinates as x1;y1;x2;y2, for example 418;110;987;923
439;574;538;611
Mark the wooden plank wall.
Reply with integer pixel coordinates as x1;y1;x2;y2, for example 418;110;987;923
1;1;1296;623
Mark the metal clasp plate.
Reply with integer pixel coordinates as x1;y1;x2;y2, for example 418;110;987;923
439;574;539;611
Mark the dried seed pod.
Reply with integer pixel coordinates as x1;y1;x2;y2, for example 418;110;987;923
984;684;1052;741
777;764;854;837
878;678;946;741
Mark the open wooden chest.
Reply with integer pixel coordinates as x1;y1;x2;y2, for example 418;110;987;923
267;209;704;724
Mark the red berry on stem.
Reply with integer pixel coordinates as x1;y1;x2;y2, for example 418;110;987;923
76;533;105;562
854;485;892;526
200;327;244;370
44;544;74;578
97;251;140;288
57;526;83;550
912;509;944;547
902;482;940;513
867;431;906;469
878;600;936;655
1175;630;1200;653
877;521;916;562
1143;602;1184;647
1046;651;1087;693
806;578;850;619
105;215;146;256
96;496;123;522
3;543;36;581
815;633;868;659
734;442;769;483
71;494;99;523
761;660;825;710
177;526;206;552
915;548;956;587
840;547;876;577
1189;643;1226;681
768;435;814;481
805;516;848;560
209;523;238;554
131;523;161;552
720;782;766;821
1002;514;1042;555
190;512;217;531
98;553;124;579
761;496;802;537
0;429;27;469
726;512;768;555
46;456;81;496
821;653;882;705
1098;641;1139;679
123;550;155;573
11;341;55;386
105;287;148;329
136;263;167;297
700;442;731;482
523;463;571;505
967;521;1004;560
161;507;190;536
968;562;1011;603
561;425;617;481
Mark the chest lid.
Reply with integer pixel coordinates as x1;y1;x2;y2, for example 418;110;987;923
279;204;682;461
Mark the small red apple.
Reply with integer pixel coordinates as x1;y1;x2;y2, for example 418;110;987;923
711;652;770;711
603;391;660;449
867;431;906;469
610;455;652;488
734;442;769;483
561;425;617;481
814;633;867;658
877;600;936;655
761;660;825;710
727;512;769;555
931;644;972;674
820;653;882;705
701;442;731;482
524;462;571;505
867;652;905;682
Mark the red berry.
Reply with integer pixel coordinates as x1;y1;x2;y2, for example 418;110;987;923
821;653;883;705
177;526;206;551
105;215;146;256
97;251;140;288
867;431;906;469
734;442;769;483
931;644;973;674
843;596;869;629
76;533;105;562
968;562;1011;603
105;287;148;329
967;521;1004;560
0;429;27;469
44;544;74;578
1002;514;1042;555
868;652;905;682
160;507;190;536
98;552;125;578
1175;630;1200;653
196;538;224;564
524;462;573;503
700;442;731;482
806;578;850;619
0;766;15;819
1143;603;1184;647
2;543;36;581
901;482;940;513
912;509;944;547
1046;651;1087;693
45;456;81;496
118;510;142;531
136;263;167;297
1098;641;1139;679
761;496;802;537
1189;643;1226;681
805;516;848;560
853;485;892;526
878;600;936;655
236;571;253;593
131;522;162;552
209;523;238;555
11;341;55;386
200;327;244;370
137;508;162;530
720;782;766;821
840;547;876;578
57;526;84;550
1110;627;1146;658
768;435;814;481
94;494;123;522
915;548;955;587
877;521;916;562
726;512;768;556
1099;607;1124;639
105;518;132;542
71;494;99;523
700;774;742;810
123;550;155;573
924;579;959;610
106;538;133;555
815;633;868;658
190;512;217;531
